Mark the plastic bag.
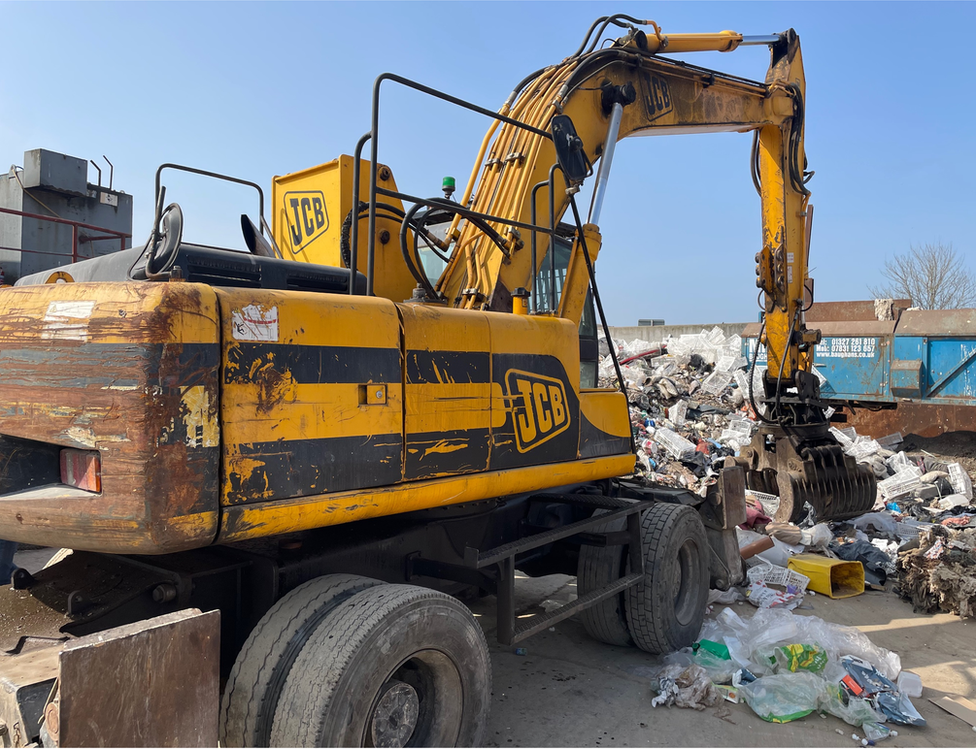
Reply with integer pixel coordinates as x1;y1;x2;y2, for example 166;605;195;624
715;607;800;675
818;682;884;727
739;671;827;723
707;588;744;605
709;607;901;681
832;540;895;585
693;649;735;685
691;640;735;684
862;721;894;741
651;663;723;710
875;691;926;726
774;643;828;673
800;523;833;549
800;621;901;682
852;512;898;536
755;538;805;568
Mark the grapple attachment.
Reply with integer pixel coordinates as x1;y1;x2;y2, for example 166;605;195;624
735;425;877;523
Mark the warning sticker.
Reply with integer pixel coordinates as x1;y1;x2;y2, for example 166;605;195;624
232;305;279;342
42;300;96;341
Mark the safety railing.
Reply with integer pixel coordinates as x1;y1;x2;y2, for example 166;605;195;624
0;205;131;266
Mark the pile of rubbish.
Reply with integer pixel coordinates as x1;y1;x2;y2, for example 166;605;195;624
733;426;976;619
651;606;925;740
601;328;762;494
899;525;976;618
829;426;974;523
744;423;976;619
603;331;976;620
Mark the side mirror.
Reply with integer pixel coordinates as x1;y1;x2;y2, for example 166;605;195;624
551;115;590;187
146;203;183;276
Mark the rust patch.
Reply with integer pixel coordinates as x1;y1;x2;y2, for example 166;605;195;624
254;362;298;415
0;282;220;553
843;402;976;440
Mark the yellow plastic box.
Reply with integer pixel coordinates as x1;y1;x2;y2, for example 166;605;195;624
787;554;864;599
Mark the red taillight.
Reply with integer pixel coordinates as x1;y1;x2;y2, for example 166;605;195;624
60;449;101;492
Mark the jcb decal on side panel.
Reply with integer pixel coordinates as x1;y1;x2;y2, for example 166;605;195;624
505;369;570;452
639;72;673;121
283;190;329;252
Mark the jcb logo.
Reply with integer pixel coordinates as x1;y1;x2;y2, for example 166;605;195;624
640;72;673;121
284;191;329;252
505;370;570;452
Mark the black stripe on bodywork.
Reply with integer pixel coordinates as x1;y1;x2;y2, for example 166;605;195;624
224;343;400;385
226;434;403;504
405;350;490;384
0;342;217;389
405;428;490;480
579;412;632;459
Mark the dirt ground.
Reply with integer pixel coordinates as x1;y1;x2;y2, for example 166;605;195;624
473;574;976;748
10;550;976;747
902;432;976;477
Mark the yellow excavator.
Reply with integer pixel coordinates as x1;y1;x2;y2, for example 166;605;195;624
0;15;875;748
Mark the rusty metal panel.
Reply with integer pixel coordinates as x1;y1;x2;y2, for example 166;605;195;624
804;299;911;323
844;402;976;439
0;282;220;554
0;646;60;748
57;609;219;748
815;320;897;338
895;308;976;337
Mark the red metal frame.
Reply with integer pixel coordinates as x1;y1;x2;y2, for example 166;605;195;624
0;205;131;264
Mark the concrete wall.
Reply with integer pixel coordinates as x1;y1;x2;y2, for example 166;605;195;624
0;174;24;279
0;151;132;282
609;322;748;345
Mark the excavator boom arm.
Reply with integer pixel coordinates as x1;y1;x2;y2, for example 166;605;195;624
437;26;812;384
431;21;875;523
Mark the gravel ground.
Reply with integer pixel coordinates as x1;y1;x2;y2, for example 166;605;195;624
902;432;976;477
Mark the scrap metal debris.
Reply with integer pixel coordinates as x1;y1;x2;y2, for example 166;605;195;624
605;332;976;621
602;329;761;495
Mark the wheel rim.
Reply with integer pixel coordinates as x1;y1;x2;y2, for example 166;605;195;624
370;681;420;747
673;539;698;626
363;650;463;747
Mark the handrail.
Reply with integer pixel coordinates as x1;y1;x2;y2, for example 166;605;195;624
0;205;130;265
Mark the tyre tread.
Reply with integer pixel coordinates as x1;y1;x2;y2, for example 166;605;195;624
219;573;381;747
271;585;491;748
577;512;633;647
625;503;709;654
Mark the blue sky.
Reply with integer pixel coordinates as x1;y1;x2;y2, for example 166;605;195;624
3;1;974;325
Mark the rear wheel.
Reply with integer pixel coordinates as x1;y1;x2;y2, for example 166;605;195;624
576;511;633;647
220;573;382;748
271;584;491;748
625;503;709;654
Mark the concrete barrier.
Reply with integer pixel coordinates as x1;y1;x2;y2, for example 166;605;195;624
608;323;748;345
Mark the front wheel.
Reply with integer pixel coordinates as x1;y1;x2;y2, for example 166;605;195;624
271;584;491;747
625;503;709;654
